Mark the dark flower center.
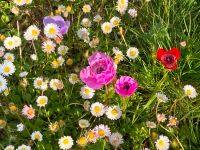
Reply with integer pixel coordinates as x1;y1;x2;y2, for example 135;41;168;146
123;83;130;91
96;67;104;74
162;54;175;65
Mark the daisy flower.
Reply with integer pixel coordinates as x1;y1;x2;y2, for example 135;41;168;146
146;121;156;128
4;88;10;96
83;100;90;111
44;23;60;39
155;135;170;150
156;93;168;103
4;53;15;62
183;85;197;99
77;28;90;40
5;145;15;150
126;47;139;59
16;144;31;150
128;8;137;18
21;105;35;119
33;77;44;89
0;119;6;129
157;113;167;123
58;136;74;150
42;40;56;54
58;5;66;12
167;116;178;127
81;18;92;27
94;124;111;138
24;25;40;41
58;45;68;55
110;17;121;27
49;121;60;133
82;4;91;13
57;56;65;66
49;79;59;90
25;0;32;4
13;36;21;47
0;46;5;57
113;47;124;62
31;131;43;141
93;14;102;22
17;123;24;132
90;102;105;117
9;103;18;113
79;119;90;128
19;71;28;77
0;61;16;76
106;106;122;120
86;130;98;143
30;54;38;61
89;37;100;48
101;22;113;34
116;0;128;14
109;132;124;148
66;58;73;65
14;0;25;6
3;37;15;50
80;85;95;99
69;73;79;84
36;96;48;107
77;137;88;147
0;75;7;92
56;80;64;90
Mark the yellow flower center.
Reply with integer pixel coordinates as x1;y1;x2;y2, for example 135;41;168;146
66;58;73;65
17;0;22;2
3;66;11;73
36;80;42;86
158;139;165;147
116;53;123;59
72;75;78;81
21;148;26;150
113;20;119;26
34;134;40;140
130;50;136;57
78;137;87;146
87;132;94;140
46;45;52;51
120;0;125;4
7;56;12;61
6;148;13;150
105;25;111;32
27;109;33;115
63;139;69;145
0;82;2;86
84;89;90;95
61;49;66;54
9;105;17;112
111;109;118;115
49;28;55;35
39;98;46;105
31;30;38;36
186;89;192;95
94;106;101;113
170;118;176;125
98;129;105;136
66;6;72;12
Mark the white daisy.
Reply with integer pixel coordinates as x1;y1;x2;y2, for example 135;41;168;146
93;14;102;22
0;61;16;76
94;124;111;138
78;119;90;128
14;0;25;6
19;71;28;77
81;18;92;27
110;17;121;27
58;5;66;12
76;136;88;147
183;85;197;99
49;79;59;90
0;75;7;92
42;40;56;54
44;23;60;39
4;53;15;62
89;37;99;48
106;106;122;120
58;136;74;150
116;0;128;14
30;54;38;61
13;36;21;47
126;47;139;59
101;22;113;34
83;100;90;111
109;132;124;148
31;131;43;141
33;77;44;89
4;37;15;50
86;130;98;143
113;47;124;61
82;4;91;13
156;93;168;103
17;123;24;132
0;46;5;57
128;8;137;18
69;73;79;84
146;121;156;128
90;102;105;117
36;96;48;107
167;116;178;127
57;56;65;66
16;144;31;150
58;45;68;55
24;25;40;41
77;28;90;40
157;113;166;123
5;145;15;150
155;135;170;150
80;85;95;99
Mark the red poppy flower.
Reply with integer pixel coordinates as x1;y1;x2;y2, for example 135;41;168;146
157;48;180;70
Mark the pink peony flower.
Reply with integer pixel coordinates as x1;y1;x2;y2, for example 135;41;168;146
22;105;35;119
80;51;116;89
115;76;138;97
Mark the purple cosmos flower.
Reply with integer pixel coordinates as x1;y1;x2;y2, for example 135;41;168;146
43;16;70;35
115;76;138;97
80;51;116;90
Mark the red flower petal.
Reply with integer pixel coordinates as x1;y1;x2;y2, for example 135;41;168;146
157;48;166;61
170;47;180;60
164;64;177;70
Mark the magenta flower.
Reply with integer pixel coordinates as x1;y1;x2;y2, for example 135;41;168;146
43;16;70;35
115;76;138;97
80;52;116;89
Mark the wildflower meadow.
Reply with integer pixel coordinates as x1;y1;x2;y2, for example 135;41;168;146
0;0;200;149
